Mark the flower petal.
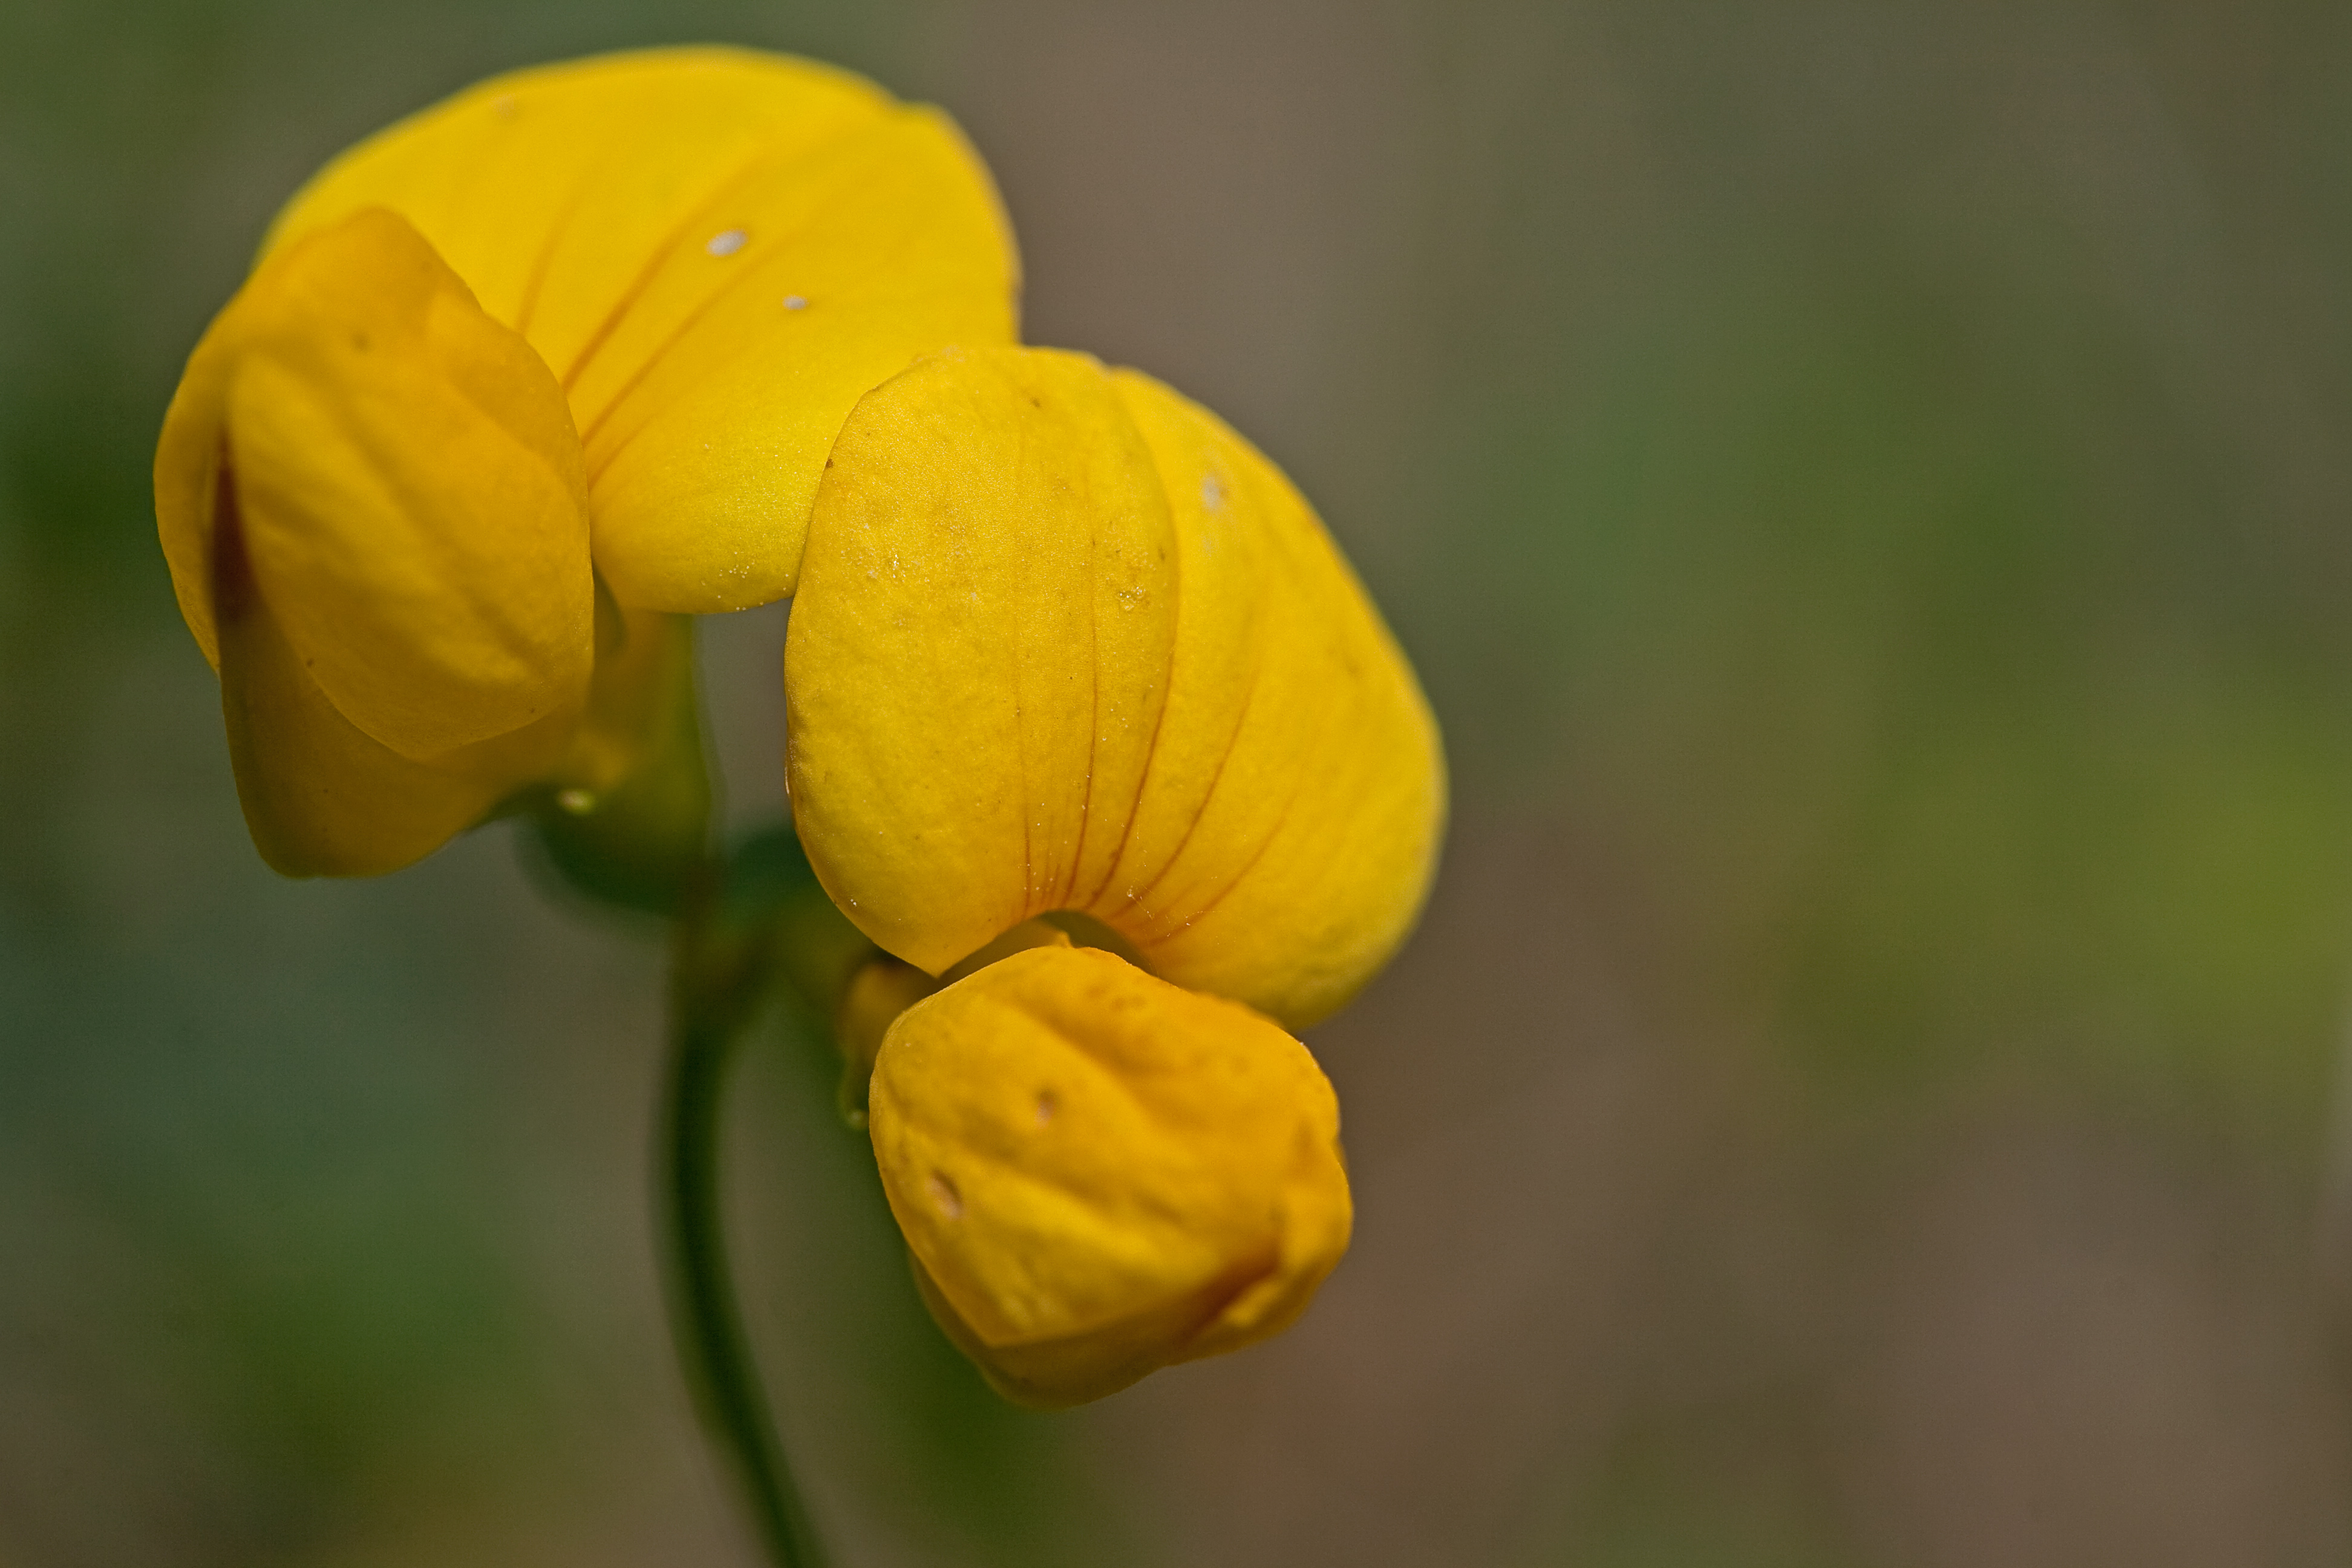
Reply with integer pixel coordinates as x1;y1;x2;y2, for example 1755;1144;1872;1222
213;526;566;877
155;207;595;875
786;347;1445;1027
160;207;594;763
264;47;1020;610
867;945;1350;1406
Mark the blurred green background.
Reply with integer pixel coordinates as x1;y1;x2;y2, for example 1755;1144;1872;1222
7;0;2352;1563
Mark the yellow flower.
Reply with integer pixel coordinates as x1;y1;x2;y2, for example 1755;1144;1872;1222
154;50;1442;1406
868;942;1351;1408
790;345;1444;1400
154;48;1018;872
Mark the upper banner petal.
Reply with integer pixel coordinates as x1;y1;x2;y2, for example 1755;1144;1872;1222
263;47;1021;610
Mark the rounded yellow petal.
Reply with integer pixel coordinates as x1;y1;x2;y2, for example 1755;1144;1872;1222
264;47;1020;611
154;207;594;874
785;347;1446;1027
867;946;1351;1407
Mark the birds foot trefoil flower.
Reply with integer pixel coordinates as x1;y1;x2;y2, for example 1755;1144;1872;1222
154;44;1444;1560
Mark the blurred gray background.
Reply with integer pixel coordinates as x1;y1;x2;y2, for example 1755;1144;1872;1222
7;1;2352;1563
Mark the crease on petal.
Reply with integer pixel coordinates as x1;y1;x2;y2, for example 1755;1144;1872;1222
788;347;1173;975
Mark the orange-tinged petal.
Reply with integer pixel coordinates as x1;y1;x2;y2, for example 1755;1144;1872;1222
867;945;1351;1406
264;47;1020;611
786;347;1446;1028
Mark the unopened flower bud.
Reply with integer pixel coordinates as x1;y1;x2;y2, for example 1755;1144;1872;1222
867;944;1351;1406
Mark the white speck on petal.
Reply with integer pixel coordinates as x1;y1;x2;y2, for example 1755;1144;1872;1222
927;1173;962;1219
783;294;809;310
1201;473;1225;509
706;228;748;256
492;94;519;120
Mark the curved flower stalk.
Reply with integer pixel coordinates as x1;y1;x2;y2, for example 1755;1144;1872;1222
154;44;1444;1564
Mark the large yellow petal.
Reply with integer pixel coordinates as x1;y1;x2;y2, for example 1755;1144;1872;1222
786;347;1446;1028
160;207;593;762
264;47;1020;611
155;207;595;874
867;945;1351;1407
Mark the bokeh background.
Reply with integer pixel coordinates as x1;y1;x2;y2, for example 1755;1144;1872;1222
8;1;2352;1563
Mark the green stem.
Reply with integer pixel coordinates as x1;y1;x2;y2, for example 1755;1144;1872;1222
663;893;829;1568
